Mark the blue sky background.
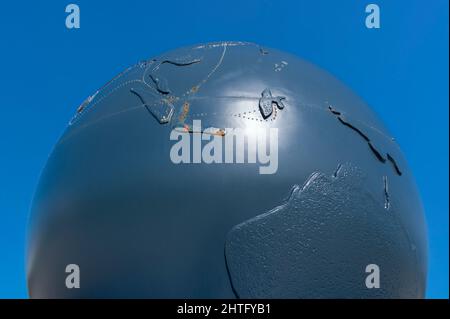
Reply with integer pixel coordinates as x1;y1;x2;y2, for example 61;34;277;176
0;0;448;298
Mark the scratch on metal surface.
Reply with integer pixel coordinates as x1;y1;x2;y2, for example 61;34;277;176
193;44;228;92
383;175;390;210
174;124;226;136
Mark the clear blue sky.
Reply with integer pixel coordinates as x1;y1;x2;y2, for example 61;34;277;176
0;0;448;298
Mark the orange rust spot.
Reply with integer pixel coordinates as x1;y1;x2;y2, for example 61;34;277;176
203;128;226;137
179;102;190;122
190;86;199;93
215;129;226;137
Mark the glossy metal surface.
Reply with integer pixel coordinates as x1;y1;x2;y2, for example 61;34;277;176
27;42;428;298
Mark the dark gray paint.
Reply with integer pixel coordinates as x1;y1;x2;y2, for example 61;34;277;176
27;41;427;298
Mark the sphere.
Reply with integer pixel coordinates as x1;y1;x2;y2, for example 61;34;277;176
27;42;428;298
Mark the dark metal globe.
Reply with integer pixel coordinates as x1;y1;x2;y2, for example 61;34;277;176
27;42;428;298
